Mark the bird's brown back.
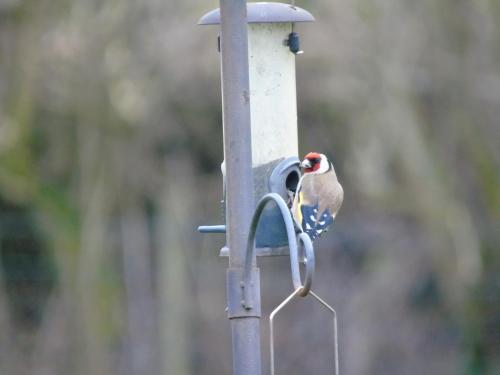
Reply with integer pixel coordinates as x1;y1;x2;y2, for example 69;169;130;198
292;169;344;223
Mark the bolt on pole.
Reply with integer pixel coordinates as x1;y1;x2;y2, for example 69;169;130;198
219;0;262;374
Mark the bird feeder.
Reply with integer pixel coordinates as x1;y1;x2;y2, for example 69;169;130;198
198;2;314;254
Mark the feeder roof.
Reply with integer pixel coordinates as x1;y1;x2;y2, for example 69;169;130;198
198;2;314;25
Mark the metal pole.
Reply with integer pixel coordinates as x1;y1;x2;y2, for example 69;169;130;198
219;1;262;374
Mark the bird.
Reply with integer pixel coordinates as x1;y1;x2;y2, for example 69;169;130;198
291;152;344;240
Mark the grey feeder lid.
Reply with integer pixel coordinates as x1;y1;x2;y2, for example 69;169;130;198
198;2;314;25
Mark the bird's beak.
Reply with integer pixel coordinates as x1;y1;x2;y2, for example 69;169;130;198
300;159;312;169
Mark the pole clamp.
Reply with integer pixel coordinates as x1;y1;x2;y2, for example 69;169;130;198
227;267;261;318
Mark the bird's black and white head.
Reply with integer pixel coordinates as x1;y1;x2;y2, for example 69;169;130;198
300;152;331;175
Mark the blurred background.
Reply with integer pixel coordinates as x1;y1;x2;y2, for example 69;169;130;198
0;0;499;374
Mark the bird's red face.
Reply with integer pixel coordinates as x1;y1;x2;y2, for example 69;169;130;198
301;152;323;173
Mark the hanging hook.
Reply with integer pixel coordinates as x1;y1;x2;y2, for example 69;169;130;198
241;193;339;373
269;290;339;375
242;193;314;309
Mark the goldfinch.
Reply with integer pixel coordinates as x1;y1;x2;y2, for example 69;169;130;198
292;152;344;240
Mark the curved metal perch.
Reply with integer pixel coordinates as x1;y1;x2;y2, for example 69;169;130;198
241;193;339;374
242;193;314;309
